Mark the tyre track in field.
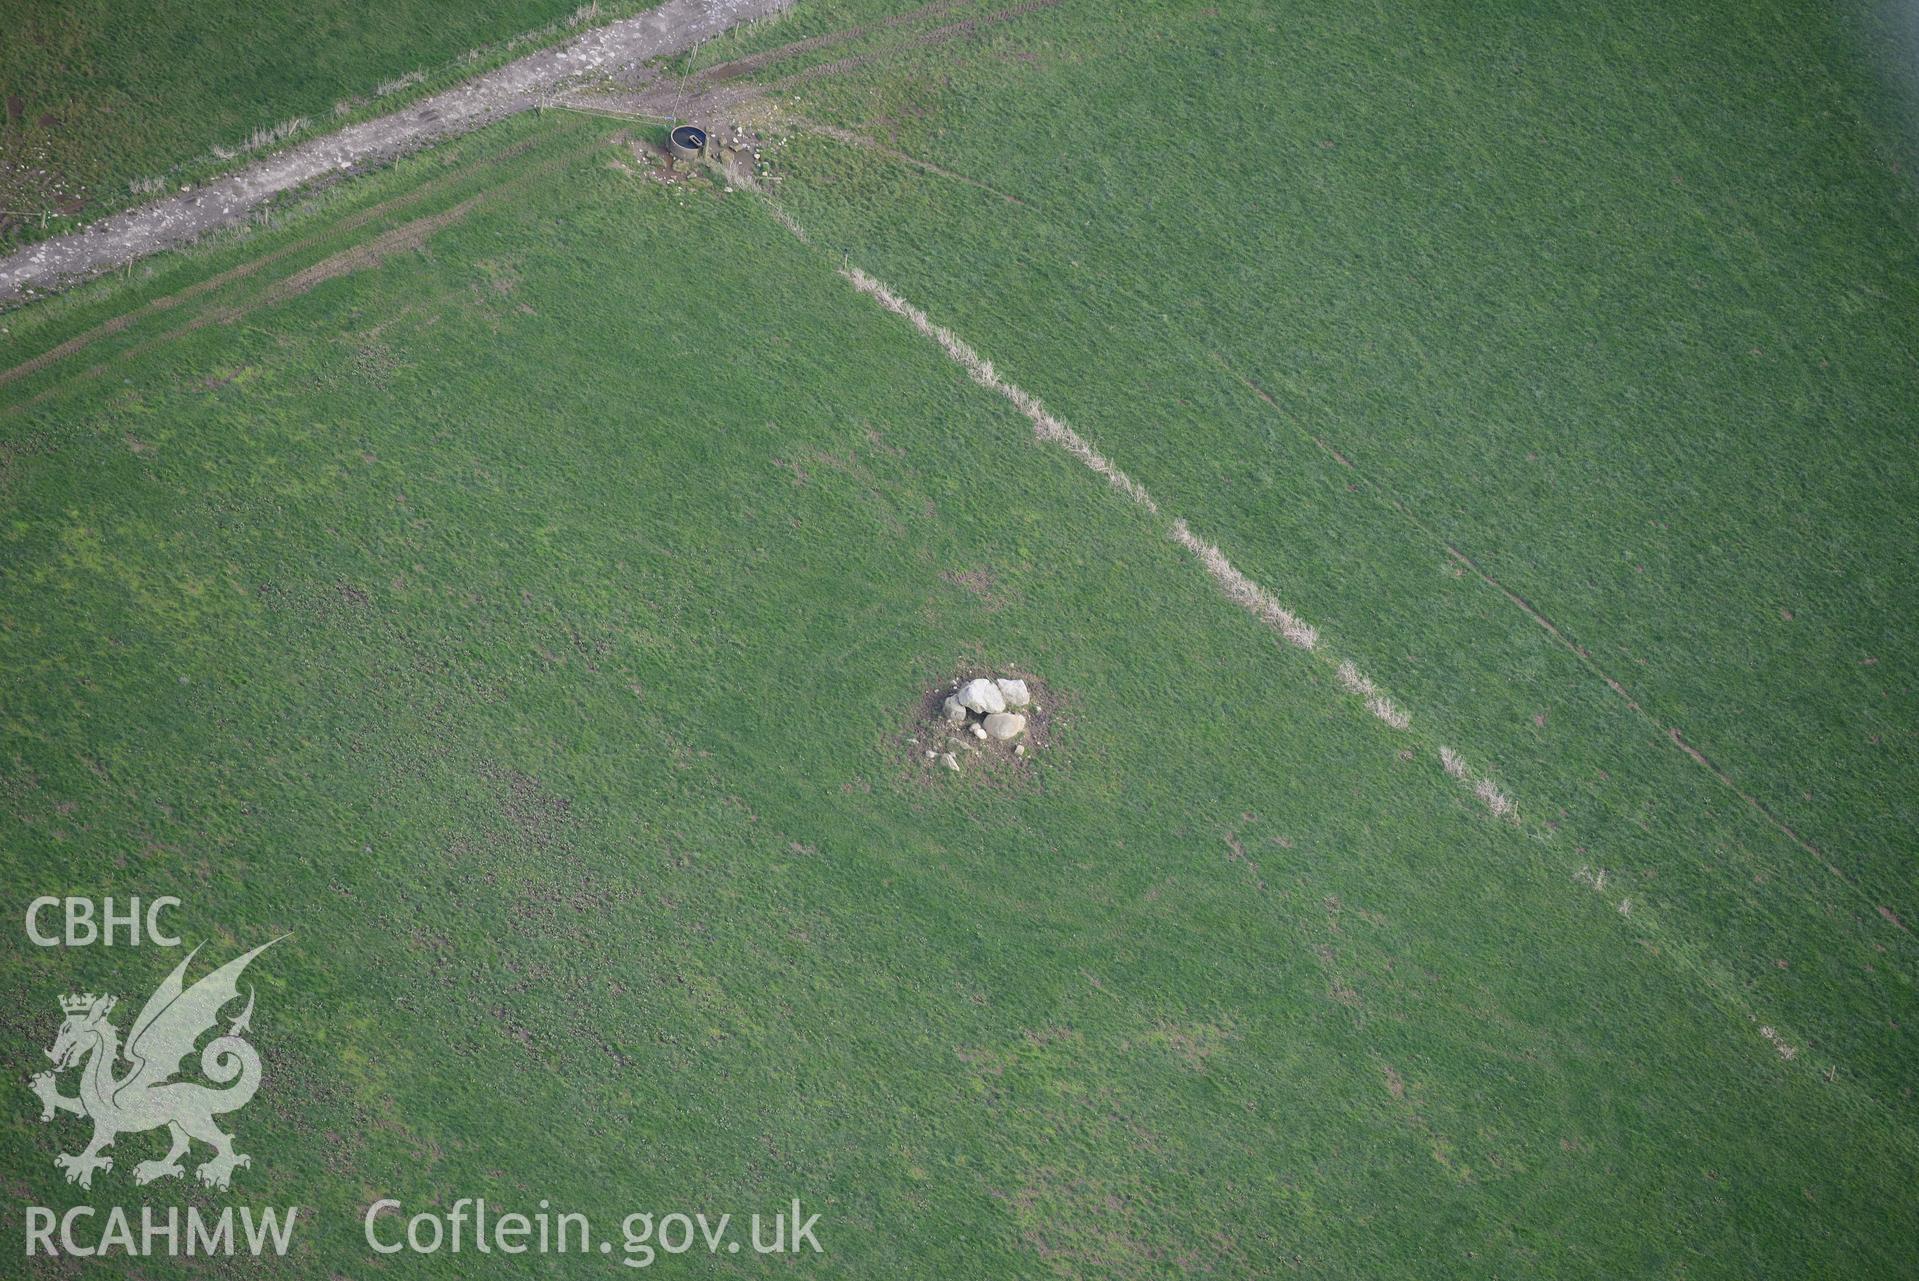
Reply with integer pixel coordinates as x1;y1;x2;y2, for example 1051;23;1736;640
0;0;791;305
757;0;1061;93
640;0;1053;98
565;0;1059;136
1210;355;1870;898
788;119;1033;206
1;129;611;423
686;0;974;84
565;0;1055;211
0;134;554;395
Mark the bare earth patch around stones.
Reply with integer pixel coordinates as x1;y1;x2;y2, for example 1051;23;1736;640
901;669;1053;785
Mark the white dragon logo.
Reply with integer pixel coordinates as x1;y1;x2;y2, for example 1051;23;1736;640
28;940;282;1191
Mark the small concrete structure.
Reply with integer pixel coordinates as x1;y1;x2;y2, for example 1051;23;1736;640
668;124;707;162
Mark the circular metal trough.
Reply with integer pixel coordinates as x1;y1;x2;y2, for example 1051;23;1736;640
669;125;707;161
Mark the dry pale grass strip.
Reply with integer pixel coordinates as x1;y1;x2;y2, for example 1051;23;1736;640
210;116;310;163
841;266;1157;512
1367;695;1411;731
1336;661;1410;728
830;261;1549;819
1439;745;1516;818
841;265;1336;661
1474;777;1516;820
765;203;810;244
374;70;428;98
1169;520;1318;651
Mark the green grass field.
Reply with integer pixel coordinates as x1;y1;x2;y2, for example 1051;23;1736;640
2;1;1916;1276
0;0;640;239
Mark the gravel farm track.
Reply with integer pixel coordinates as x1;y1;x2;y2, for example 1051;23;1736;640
0;0;1064;395
0;0;792;306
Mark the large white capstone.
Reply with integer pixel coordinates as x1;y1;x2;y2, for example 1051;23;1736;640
956;678;1006;715
994;678;1031;708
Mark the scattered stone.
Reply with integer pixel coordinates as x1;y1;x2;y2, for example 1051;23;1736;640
923;671;1042;770
983;712;1027;741
956;677;1006;715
